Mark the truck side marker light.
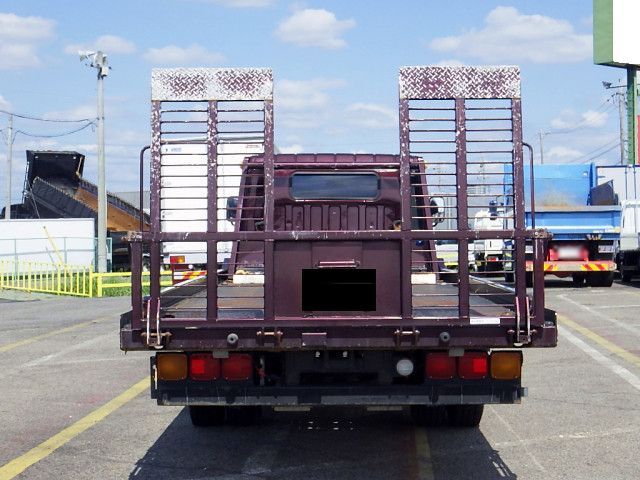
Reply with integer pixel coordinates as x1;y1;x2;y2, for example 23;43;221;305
490;352;522;379
458;352;489;379
222;354;253;380
190;354;220;380
157;353;188;381
425;353;456;379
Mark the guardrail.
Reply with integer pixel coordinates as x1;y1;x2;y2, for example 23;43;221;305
0;260;172;297
0;259;93;296
94;271;172;297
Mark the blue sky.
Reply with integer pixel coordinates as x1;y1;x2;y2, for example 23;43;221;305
0;1;629;208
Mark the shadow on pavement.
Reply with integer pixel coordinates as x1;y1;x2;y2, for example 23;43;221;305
130;407;515;480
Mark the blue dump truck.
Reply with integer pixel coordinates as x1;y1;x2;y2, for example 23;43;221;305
507;163;621;287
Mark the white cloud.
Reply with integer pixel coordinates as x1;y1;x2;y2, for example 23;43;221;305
0;94;12;111
143;44;226;66
42;104;97;122
275;78;344;129
275;8;355;49
550;108;610;131
0;13;55;69
65;35;136;56
429;6;591;64
277;144;304;154
276;78;345;111
344;103;397;129
547;146;581;160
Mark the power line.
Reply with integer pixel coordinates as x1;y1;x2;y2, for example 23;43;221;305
0;109;96;123
15;121;96;139
566;137;620;164
546;100;616;135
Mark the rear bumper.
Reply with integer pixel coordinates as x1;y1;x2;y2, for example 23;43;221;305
526;261;616;272
153;379;524;407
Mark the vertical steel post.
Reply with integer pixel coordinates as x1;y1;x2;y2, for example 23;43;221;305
454;98;470;320
398;97;413;322
627;66;638;165
95;52;109;273
207;100;219;321
4;114;12;219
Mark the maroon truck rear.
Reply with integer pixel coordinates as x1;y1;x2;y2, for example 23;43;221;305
121;66;557;427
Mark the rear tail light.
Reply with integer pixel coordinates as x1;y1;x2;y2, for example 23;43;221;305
490;352;522;379
190;354;220;380
157;353;188;381
425;353;456;379
170;255;186;264
458;352;488;379
222;354;253;381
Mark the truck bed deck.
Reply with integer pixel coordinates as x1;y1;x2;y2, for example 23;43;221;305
158;277;515;321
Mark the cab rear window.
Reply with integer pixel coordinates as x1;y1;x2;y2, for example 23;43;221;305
290;172;379;200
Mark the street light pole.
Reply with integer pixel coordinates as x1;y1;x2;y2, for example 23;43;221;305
4;114;13;219
603;80;628;166
80;51;109;273
626;66;638;165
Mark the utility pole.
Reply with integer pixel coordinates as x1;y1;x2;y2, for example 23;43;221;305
626;66;638;165
80;51;110;272
4;114;13;219
617;83;626;165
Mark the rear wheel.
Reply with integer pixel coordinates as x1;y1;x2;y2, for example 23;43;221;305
226;406;262;426
447;404;484;427
571;273;586;286
410;405;448;427
587;271;614;287
189;406;225;427
621;269;633;282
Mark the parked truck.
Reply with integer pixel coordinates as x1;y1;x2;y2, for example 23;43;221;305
120;66;557;428
506;163;620;287
597;165;640;282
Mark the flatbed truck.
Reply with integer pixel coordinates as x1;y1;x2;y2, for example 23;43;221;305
120;66;557;427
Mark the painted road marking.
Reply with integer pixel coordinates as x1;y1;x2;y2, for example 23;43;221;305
558;294;640;340
0;317;108;353
0;378;148;480
559;324;640;392
558;314;640;369
414;426;435;480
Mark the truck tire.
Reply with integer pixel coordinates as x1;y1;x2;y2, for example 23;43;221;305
571;274;585;286
587;272;614;287
189;406;225;426
226;406;262;426
621;270;633;282
447;404;484;427
410;405;448;427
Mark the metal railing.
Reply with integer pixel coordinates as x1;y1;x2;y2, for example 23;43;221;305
0;260;93;296
0;260;171;297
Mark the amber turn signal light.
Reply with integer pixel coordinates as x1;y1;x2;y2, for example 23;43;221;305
157;353;188;381
490;352;522;380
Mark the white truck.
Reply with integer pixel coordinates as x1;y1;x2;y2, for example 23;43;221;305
618;199;640;281
597;165;640;282
160;140;264;281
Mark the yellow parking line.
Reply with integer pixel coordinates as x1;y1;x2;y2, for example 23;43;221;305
558;314;640;368
0;318;107;353
0;378;148;479
414;427;435;480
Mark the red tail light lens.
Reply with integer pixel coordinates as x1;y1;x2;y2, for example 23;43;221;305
222;354;253;381
190;354;220;380
425;353;456;379
458;352;489;379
